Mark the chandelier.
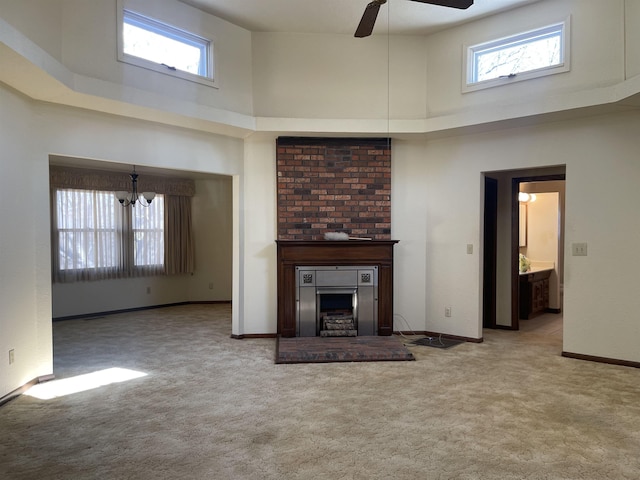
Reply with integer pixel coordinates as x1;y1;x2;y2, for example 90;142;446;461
115;166;156;207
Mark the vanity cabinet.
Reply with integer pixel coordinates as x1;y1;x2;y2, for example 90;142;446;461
519;270;551;319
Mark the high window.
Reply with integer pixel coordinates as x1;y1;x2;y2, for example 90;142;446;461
118;7;215;86
464;20;569;92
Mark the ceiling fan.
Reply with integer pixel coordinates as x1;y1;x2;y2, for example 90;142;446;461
355;0;474;38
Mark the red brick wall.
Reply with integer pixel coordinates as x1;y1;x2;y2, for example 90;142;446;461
276;137;391;240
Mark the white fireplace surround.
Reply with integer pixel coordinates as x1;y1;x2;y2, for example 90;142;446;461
295;265;378;337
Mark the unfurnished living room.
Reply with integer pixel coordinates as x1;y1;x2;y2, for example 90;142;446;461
1;1;640;479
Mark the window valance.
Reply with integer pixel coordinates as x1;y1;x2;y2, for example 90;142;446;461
50;166;195;197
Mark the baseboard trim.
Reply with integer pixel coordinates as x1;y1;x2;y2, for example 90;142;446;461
53;301;232;322
231;333;278;340
0;375;54;408
562;351;640;369
394;331;483;344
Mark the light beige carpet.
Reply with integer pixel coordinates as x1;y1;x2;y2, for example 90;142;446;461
1;304;639;479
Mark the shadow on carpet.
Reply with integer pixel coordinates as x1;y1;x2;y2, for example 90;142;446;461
276;335;415;364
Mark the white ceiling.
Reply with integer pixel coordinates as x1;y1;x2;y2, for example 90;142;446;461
178;0;541;36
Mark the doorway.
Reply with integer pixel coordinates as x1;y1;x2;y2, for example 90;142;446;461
482;167;566;331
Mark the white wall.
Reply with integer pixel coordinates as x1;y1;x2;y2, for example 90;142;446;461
0;0;62;60
60;0;254;115
190;176;233;302
562;113;640;362
0;87;52;397
0;88;242;396
391;112;640;362
238;134;278;335
252;33;427;120
390;139;429;333
38;101;243;319
625;0;640;79
425;0;625;118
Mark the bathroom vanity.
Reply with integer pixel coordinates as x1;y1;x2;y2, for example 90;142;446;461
519;268;552;319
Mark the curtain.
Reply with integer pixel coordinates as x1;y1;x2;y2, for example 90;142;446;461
164;195;194;275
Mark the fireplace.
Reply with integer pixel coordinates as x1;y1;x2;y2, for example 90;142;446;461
297;266;378;337
276;240;398;337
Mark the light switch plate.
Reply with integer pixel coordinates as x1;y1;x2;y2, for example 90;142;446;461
572;242;587;256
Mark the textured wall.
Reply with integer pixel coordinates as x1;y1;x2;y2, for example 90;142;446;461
276;137;391;240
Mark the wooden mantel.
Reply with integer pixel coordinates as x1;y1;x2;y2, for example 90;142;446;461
276;240;399;337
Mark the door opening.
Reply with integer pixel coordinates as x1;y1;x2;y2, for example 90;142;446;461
481;168;565;332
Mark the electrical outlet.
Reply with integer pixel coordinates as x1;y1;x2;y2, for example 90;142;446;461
146;286;151;294
9;349;14;365
445;307;452;317
208;282;214;290
572;242;588;256
466;244;473;255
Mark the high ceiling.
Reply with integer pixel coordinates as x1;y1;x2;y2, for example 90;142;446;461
179;0;541;36
50;0;545;176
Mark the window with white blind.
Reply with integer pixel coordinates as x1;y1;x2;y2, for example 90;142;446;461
54;188;164;279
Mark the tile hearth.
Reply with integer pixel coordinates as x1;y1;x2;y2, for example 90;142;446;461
275;335;415;364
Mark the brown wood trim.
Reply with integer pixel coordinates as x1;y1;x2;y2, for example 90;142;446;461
562;351;640;369
230;333;277;340
395;331;483;343
511;178;520;331
483;176;498;328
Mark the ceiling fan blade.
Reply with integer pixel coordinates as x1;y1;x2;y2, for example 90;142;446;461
355;0;386;38
410;0;473;9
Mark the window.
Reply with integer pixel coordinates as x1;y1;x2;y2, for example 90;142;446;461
132;196;165;267
50;166;195;283
464;20;569;92
118;7;215;86
54;188;164;278
56;189;121;271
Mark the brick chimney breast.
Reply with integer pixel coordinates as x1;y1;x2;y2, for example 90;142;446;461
276;137;391;240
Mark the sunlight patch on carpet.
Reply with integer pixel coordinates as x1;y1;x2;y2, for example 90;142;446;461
25;367;147;400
